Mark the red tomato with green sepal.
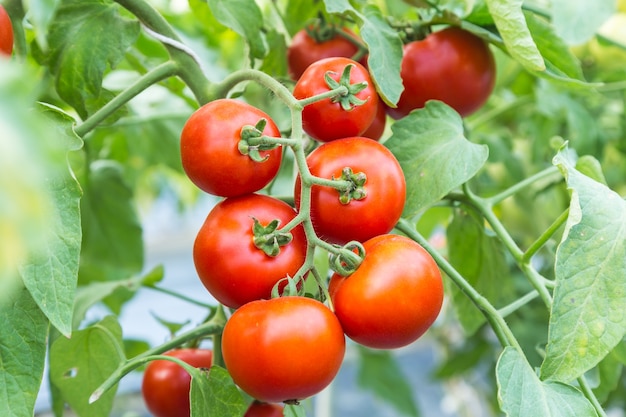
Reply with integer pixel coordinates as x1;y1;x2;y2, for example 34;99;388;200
222;296;345;403
180;99;283;197
141;348;213;417
294;137;405;245
329;234;443;349
387;26;496;119
193;193;307;309
293;57;378;142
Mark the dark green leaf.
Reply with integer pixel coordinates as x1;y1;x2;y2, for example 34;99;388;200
360;5;404;106
206;0;267;61
0;286;49;417
385;101;488;217
50;316;125;417
79;160;143;284
497;347;598;416
46;0;140;118
190;366;247;417
550;0;615;46
541;148;626;382
357;347;420;417
447;209;513;335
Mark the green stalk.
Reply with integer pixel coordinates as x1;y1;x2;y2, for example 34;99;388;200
74;61;178;137
146;284;216;310
522;208;569;262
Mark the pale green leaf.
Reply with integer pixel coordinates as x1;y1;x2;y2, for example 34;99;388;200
357;347;420;417
190;366;247;417
485;0;545;72
385;101;488;217
323;0;356;14
447;209;512;335
550;0;615;46
284;404;307;417
497;347;598;416
540;148;626;382
206;0;267;60
47;0;140;118
0;286;49;417
360;5;404;106
49;316;125;417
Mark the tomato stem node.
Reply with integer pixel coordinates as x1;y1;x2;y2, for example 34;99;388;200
324;64;369;111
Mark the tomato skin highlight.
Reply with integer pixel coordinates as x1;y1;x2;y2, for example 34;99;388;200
180;99;283;197
141;348;213;417
193;194;307;309
387;26;496;119
294;137;405;245
330;234;444;349
293;57;378;142
0;5;13;56
287;27;360;80
244;401;284;417
222;296;345;403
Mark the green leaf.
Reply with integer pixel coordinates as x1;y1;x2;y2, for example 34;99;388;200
18;105;83;338
360;5;404;106
79;160;143;284
50;316;125;417
0;286;49;417
190;366;247;417
587;350;623;403
206;0;267;61
550;0;615;46
323;0;356;14
485;0;545;72
46;0;140;118
284;404;307;417
357;347;420;417
497;347;598;417
447;209;512;335
540;148;626;382
385;101;488;217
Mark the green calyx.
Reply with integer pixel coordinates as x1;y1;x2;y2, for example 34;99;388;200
330;241;366;277
238;118;279;162
252;218;293;257
324;64;369;111
334;167;367;205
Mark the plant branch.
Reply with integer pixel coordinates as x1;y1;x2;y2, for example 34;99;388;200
523;208;569;262
145;284;217;310
74;61;178;137
485;165;561;206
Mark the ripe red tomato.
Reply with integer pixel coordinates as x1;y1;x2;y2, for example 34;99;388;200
244;401;284;417
293;57;378;142
222;296;345;403
294;137;405;245
386;27;496;119
329;234;443;349
180;99;283;197
0;5;13;56
141;348;213;417
193;193;307;309
287;26;360;80
361;99;387;141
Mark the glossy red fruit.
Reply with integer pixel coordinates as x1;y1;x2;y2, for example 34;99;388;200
361;99;387;141
329;234;443;349
244;400;284;417
193;194;307;309
0;5;13;56
294;137;405;245
141;348;213;417
180;99;282;197
287;26;361;80
387;27;496;119
222;296;345;403
293;57;378;142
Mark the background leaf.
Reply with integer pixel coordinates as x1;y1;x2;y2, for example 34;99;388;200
540;148;626;382
49;316;125;417
385;101;488;217
550;0;615;46
190;366;247;417
497;347;598;416
0;286;49;417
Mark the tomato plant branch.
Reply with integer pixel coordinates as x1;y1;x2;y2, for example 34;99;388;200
74;61;179;137
485;165;561;206
522;208;569;262
212;68;302;106
578;375;609;417
396;218;521;351
90;318;224;403
114;0;213;104
145;283;217;310
496;290;539;318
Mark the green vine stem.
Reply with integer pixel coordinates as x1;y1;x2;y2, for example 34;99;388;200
396;218;521;351
522;208;569;262
90;315;225;403
74;61;179;137
145;283;217;311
